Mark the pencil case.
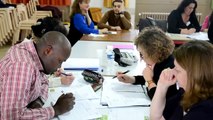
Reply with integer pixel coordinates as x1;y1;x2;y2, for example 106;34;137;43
82;69;104;84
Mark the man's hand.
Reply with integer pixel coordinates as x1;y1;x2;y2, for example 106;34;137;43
60;74;75;85
53;93;75;116
27;97;44;109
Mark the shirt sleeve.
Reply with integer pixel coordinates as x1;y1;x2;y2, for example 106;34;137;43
120;11;132;30
190;13;201;32
201;16;209;31
74;14;99;34
133;75;145;85
97;11;112;29
1;62;55;119
167;10;181;33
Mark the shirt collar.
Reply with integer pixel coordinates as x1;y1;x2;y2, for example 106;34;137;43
17;40;44;71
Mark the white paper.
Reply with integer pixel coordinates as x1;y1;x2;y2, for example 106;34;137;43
59;100;102;120
89;33;105;37
186;32;209;41
62;58;99;70
101;77;151;107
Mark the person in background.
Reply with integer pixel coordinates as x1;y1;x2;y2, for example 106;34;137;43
208;19;213;44
67;0;108;46
116;27;178;99
97;0;131;31
0;31;75;119
150;40;213;120
31;17;75;87
201;11;213;32
167;0;201;34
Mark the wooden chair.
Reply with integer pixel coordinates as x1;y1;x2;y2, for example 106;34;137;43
89;7;102;25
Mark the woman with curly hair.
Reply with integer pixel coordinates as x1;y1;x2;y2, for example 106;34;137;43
116;27;178;99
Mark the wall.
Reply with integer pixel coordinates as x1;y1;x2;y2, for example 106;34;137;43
135;0;212;28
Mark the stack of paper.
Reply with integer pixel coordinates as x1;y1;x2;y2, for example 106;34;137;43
62;58;100;71
101;77;151;107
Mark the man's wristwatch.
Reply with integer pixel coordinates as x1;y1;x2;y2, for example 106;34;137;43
145;80;154;88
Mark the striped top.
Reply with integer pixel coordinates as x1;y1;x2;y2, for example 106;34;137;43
0;41;54;119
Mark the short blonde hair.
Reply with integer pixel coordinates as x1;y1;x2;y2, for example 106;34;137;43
134;27;174;63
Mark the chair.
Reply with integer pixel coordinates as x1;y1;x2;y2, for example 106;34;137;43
27;0;52;19
12;3;37;45
137;17;167;32
89;7;102;25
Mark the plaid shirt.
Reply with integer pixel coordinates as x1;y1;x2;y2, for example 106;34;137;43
0;41;54;119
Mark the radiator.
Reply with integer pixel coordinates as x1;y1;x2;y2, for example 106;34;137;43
139;12;202;23
139;12;169;20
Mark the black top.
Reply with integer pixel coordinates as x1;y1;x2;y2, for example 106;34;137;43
163;88;213;120
67;17;83;46
0;0;7;8
167;10;201;33
134;55;178;99
208;19;213;44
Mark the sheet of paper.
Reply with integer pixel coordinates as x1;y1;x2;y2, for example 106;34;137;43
89;33;105;37
59;99;102;120
47;84;99;102
101;77;151;107
186;32;209;41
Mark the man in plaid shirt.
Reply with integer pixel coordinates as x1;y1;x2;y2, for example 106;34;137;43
0;31;75;119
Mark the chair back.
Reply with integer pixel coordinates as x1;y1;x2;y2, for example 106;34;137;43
89;7;102;25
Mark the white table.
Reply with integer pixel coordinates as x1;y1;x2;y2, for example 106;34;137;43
46;40;150;120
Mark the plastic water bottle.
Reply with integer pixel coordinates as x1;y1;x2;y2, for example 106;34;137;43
106;45;115;73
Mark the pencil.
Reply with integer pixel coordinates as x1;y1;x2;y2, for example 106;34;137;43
112;70;130;79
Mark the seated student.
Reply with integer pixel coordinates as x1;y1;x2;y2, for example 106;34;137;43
67;0;108;46
167;0;201;34
116;27;178;99
97;0;131;31
150;40;213;120
31;17;75;87
0;31;75;119
208;19;213;44
201;11;213;32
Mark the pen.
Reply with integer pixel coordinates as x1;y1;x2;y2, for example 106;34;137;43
112;70;130;79
61;72;69;76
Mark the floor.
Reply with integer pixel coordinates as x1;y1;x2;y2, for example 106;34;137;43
0;45;11;59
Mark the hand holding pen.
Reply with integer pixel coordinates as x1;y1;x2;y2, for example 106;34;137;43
54;68;75;85
114;70;136;84
53;92;75;117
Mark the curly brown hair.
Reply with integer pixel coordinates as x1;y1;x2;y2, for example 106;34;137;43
134;27;174;63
